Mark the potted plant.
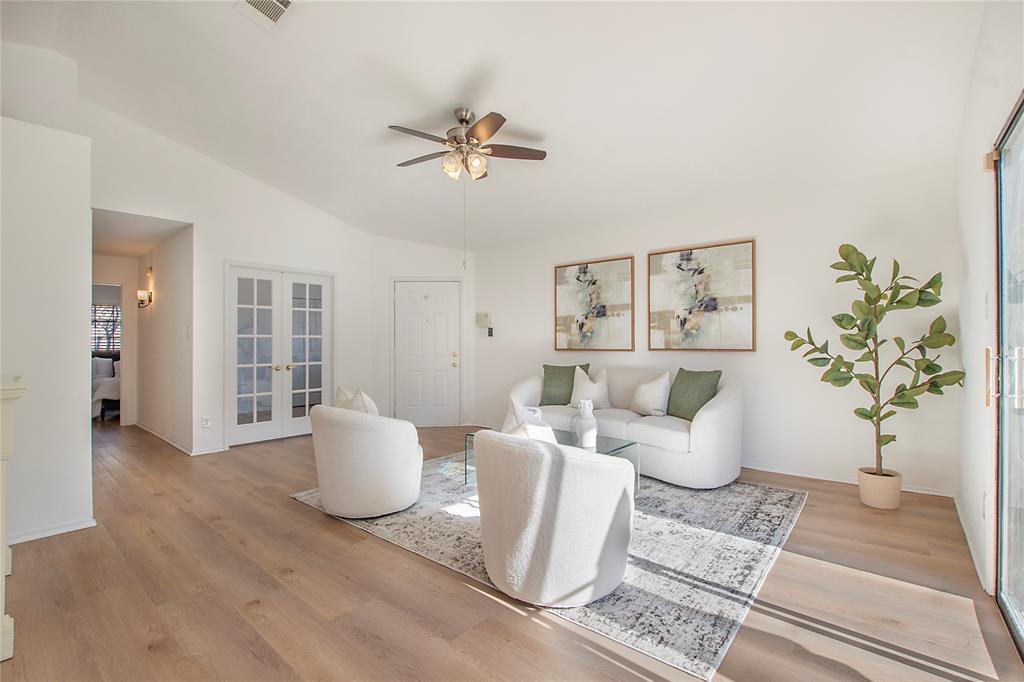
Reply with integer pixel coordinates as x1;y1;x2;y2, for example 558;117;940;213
784;244;964;509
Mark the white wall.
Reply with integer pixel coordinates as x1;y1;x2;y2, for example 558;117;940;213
954;1;1024;594
1;116;95;543
92;255;140;425
475;163;966;495
2;42;474;454
136;228;194;452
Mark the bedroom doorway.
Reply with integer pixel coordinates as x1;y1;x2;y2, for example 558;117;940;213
91;283;123;424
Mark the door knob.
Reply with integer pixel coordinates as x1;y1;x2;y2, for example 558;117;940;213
452;352;459;358
452;362;459;368
286;363;295;370
272;365;282;372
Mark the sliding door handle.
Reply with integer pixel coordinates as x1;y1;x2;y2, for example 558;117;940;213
987;347;1000;407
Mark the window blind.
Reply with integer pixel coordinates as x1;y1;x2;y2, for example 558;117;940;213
91;304;122;352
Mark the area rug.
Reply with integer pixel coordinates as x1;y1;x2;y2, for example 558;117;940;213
292;454;806;680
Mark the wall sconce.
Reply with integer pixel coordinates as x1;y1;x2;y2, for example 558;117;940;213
137;289;153;308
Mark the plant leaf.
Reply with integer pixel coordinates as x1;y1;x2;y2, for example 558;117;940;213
854;407;874;421
879;434;896;446
832;313;857;330
929;316;947;335
894;336;906;353
891;260;900;282
784;330;798;341
807;357;830;367
840;333;868;350
932;370;966;387
917;290;940;307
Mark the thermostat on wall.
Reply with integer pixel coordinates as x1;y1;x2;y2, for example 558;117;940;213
476;312;491;328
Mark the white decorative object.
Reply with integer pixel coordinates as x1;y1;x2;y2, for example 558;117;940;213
503;399;557;444
575;398;598;448
335;389;379;416
569;366;611;408
1;377;27;661
309;405;421;518
474;429;635;607
506;366;741;489
630;371;671;416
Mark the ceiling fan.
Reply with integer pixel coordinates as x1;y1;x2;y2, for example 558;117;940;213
389;107;547;180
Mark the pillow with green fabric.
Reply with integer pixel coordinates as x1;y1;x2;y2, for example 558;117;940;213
540;363;591;406
667;369;722;421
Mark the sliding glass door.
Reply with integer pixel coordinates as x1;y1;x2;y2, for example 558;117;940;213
997;95;1024;653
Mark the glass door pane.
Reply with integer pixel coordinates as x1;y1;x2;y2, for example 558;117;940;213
282;273;331;437
999;114;1024;649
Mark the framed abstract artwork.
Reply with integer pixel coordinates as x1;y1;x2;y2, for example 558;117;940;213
554;255;635;351
648;239;756;351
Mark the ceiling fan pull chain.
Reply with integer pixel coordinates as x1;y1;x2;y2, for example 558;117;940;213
462;178;468;271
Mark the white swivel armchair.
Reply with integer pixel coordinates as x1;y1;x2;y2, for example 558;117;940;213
310;405;423;518
474;429;634;608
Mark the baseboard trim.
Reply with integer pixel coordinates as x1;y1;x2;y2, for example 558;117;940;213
742;460;953;498
134;421;192;456
8;517;97;545
190;446;227;457
955;493;993;594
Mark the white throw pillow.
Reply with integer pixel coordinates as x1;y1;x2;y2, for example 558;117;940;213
92;357;114;378
502;399;557;444
631;371;671;416
336;389;380;416
334;386;355;407
569;367;611;409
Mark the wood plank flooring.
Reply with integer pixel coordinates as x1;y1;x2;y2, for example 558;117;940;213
2;422;1022;681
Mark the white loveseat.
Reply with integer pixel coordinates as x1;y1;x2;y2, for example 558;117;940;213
310;405;423;518
508;367;741;489
474;429;634;607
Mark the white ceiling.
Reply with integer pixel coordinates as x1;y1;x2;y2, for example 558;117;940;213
93;208;191;258
3;1;982;249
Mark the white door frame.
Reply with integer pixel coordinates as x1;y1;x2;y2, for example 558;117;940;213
223;260;335;448
389;276;463;425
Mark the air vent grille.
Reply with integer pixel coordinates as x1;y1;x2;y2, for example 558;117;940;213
238;0;292;26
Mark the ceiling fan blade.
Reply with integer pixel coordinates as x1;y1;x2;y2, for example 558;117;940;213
396;151;449;167
482;144;547;161
388;125;448;144
466;112;506;144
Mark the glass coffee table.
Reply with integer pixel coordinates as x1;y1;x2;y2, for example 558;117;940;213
464;429;640;489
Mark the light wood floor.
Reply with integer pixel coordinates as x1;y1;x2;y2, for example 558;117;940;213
2;423;1022;681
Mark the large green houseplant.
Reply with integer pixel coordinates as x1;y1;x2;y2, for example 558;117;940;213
784;244;964;509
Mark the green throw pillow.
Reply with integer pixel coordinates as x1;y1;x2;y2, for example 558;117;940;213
667;369;722;421
540;364;590;406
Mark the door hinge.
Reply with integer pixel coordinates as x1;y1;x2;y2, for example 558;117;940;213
985;149;1001;172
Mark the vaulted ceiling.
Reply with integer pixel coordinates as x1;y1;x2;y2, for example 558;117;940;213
2;1;983;249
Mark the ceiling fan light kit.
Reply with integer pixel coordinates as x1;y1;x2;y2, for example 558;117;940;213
389;107;547;181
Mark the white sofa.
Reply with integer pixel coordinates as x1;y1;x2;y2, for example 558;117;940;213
474;429;634;607
508;367;741;489
310;405;423;518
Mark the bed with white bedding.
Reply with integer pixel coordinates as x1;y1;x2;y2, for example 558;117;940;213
92;351;121;420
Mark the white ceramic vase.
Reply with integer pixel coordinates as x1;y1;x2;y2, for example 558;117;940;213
575;399;597;449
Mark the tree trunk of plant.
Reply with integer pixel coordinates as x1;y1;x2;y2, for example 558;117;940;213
874;417;883;476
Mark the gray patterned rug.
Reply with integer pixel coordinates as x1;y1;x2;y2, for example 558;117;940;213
292;454;805;680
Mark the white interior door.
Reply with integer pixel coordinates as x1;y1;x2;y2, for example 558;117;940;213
229;268;282;445
283;272;332;437
228;266;332;445
394;280;461;426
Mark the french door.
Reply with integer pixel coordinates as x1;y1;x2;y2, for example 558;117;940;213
393;280;461;425
997;93;1024;653
228;266;332;445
